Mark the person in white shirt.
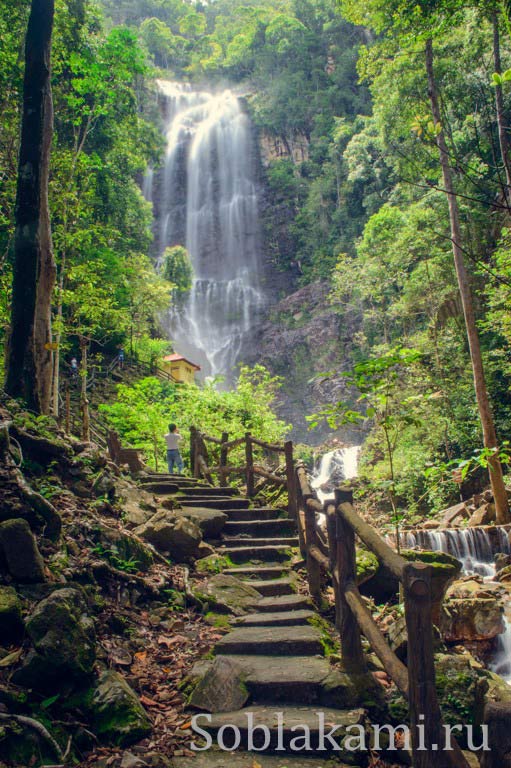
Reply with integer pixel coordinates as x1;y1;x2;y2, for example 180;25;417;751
164;423;184;474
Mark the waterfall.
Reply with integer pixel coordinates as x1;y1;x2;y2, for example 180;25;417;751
311;446;360;504
147;80;266;379
492;615;511;683
400;527;510;578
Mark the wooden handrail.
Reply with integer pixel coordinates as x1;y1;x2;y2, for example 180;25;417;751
337;501;407;580
250;436;286;452
253;464;287;485
294;477;469;768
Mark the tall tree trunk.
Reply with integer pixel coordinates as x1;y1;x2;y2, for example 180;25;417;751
425;38;510;524
492;12;511;203
79;337;90;442
4;0;56;414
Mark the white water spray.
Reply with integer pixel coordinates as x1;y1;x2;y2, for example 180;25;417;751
147;81;266;379
311;446;360;503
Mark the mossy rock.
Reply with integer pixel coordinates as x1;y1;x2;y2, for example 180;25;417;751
196;553;234;575
199;574;262;616
356;549;379;586
0;718;57;767
13;588;95;692
0;586;23;644
93;523;153;572
90;670;152;747
387;651;488;748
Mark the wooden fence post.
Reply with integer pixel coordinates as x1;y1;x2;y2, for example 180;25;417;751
326;502;340;629
335;488;366;672
245;433;254;498
219;432;229;487
304;501;322;605
284;440;298;521
403;561;453;768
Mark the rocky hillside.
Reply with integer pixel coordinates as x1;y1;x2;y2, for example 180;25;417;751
244;280;362;443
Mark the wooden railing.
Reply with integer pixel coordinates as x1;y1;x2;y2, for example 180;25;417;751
296;469;469;768
189;427;298;522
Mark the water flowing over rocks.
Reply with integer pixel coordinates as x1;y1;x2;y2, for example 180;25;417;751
147;81;267;379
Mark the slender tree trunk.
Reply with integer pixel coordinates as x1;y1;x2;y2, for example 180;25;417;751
79;337;90;442
5;0;56;414
492;12;511;203
425;38;510;524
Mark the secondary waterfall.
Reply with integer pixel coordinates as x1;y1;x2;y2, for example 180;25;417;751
400;527;511;577
144;81;266;379
311;446;360;504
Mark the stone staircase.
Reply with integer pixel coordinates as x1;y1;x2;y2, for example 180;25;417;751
140;473;372;765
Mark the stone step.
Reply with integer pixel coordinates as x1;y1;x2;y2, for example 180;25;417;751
224;519;296;536
234;609;315;627
219;545;294;563
226;507;284;522
222;536;299;548
255;594;312;613
198;705;367;757
224;566;289;580
179;486;239;497
180;498;250;510
137;482;179;494
246;578;295;597
215;625;323;656
173;750;362;768
204;655;348;705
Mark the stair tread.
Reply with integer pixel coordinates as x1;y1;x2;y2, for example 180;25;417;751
234;609;315;626
255;594;312;612
204;704;365;731
215;625;323;656
224;566;289;579
222;537;299;547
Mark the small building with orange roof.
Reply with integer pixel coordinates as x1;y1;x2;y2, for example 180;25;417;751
162;353;201;384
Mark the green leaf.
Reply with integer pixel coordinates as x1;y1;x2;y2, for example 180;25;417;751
492;72;503;86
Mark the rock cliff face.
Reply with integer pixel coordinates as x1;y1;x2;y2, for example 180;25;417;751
243;281;362;443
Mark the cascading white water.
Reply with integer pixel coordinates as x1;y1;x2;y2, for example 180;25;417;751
399;525;511;685
400;527;510;577
311;446;360;503
146;80;266;379
492;614;511;683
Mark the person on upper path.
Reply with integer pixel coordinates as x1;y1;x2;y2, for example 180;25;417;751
165;423;184;474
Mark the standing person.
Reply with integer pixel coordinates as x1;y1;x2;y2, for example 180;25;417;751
118;347;125;369
164;423;184;474
70;357;78;379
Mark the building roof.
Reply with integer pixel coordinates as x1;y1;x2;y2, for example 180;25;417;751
163;353;201;371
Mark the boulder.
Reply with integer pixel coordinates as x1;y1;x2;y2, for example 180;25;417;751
92;471;116;499
175;507;227;539
134;511;202;562
468;504;496;527
0;587;23;644
14;588;95;691
441;578;506;642
495;554;511;574
188;656;249;712
442;501;470;527
90;670;152;747
116;480;157;528
200;574;262;616
0;519;45;583
92;523;153;572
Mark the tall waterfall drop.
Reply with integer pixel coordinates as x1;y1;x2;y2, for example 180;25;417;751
145;81;266;379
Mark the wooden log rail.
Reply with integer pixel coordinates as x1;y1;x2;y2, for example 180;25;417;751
189;427;298;521
295;468;469;768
